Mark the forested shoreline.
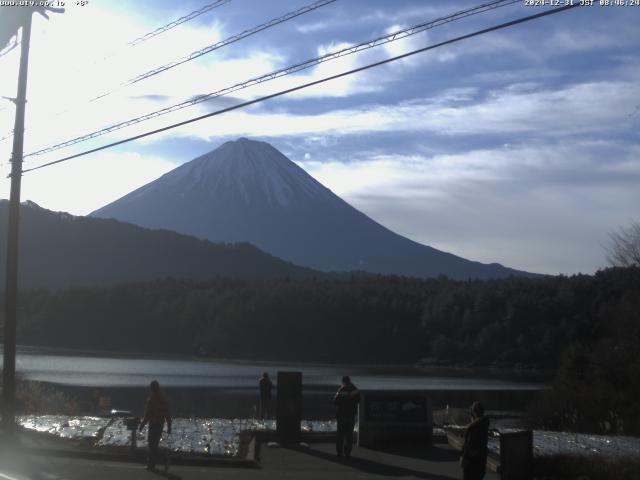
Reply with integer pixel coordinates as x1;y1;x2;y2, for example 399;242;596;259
7;267;638;368
3;266;639;433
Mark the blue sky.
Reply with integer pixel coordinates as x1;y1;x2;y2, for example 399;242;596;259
0;0;639;274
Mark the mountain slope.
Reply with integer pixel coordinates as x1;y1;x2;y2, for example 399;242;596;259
92;138;531;279
0;200;316;289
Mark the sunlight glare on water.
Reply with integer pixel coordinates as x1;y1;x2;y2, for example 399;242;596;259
11;350;542;390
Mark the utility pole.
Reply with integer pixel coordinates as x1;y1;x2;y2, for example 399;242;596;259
1;5;63;435
2;11;33;436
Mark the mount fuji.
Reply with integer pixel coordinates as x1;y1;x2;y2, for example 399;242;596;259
91;138;530;279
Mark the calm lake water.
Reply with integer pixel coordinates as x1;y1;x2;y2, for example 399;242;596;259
8;348;544;391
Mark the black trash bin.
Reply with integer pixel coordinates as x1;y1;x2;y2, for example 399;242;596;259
123;416;141;452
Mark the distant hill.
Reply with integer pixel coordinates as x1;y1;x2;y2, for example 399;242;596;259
92;138;533;280
0;200;316;289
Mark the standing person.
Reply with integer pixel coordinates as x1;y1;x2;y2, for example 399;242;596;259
459;401;490;480
259;372;274;420
139;380;172;471
334;376;360;458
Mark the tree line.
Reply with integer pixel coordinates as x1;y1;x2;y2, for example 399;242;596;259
4;266;640;433
7;267;638;370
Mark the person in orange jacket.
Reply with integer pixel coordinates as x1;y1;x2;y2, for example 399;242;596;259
139;380;172;471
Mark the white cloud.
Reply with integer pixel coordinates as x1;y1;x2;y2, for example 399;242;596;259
282;41;384;98
105;79;638;144
298;142;640;274
295;21;333;34
23;5;224;115
10;0;585;157
0;151;175;216
2;3;294;158
382;25;432;66
361;4;473;24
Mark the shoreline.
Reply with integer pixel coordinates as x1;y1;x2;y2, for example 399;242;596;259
28;381;542;420
11;345;418;368
11;345;556;378
415;363;554;381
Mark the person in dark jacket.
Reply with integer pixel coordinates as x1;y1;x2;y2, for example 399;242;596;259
460;401;490;480
139;380;172;471
334;376;360;458
258;372;275;420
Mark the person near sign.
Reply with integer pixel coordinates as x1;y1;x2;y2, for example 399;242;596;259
258;372;275;419
459;401;490;480
334;376;360;458
139;380;172;471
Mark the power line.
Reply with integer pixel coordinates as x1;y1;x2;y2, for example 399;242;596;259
0;0;232;143
24;0;521;159
1;0;336;146
93;0;337;101
85;0;232;64
0;37;20;59
128;0;231;47
20;3;580;176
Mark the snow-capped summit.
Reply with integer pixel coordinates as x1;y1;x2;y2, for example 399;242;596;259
91;138;529;279
160;138;330;208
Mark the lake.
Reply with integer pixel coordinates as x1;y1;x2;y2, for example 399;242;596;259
6;347;546;417
8;347;544;390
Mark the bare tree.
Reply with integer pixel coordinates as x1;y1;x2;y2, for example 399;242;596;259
606;221;640;267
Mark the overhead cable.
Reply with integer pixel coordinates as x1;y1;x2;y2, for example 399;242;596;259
20;3;580;175
92;0;337;101
0;37;20;59
1;0;336;145
24;0;521;158
128;0;231;47
0;0;232;142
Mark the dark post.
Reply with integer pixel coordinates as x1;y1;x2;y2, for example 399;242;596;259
500;430;533;480
124;416;141;452
2;13;33;435
276;371;302;444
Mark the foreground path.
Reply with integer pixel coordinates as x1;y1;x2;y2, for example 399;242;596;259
259;442;499;480
0;441;498;480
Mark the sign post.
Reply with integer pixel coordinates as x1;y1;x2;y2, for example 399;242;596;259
500;430;533;480
276;371;302;444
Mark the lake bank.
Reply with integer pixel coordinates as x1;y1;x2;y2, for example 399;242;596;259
9;347;545;388
6;347;545;418
10;345;555;378
31;382;540;420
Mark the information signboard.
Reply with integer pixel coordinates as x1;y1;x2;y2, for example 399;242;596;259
358;390;432;448
364;395;429;422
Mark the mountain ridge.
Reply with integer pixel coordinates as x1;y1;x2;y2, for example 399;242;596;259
0;200;317;289
92;138;534;279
